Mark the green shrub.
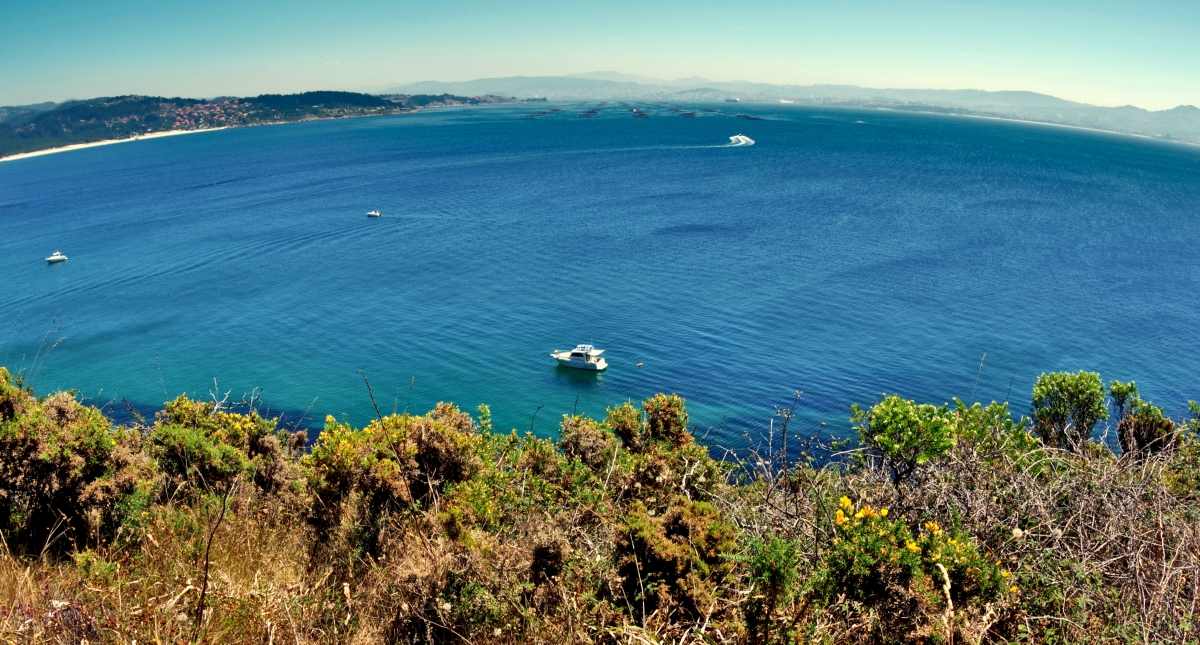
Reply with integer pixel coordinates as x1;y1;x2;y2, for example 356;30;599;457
150;422;248;492
1118;398;1176;457
150;393;301;495
616;496;738;621
605;394;692;452
642;393;691;449
852;395;956;485
1184;401;1200;436
1109;380;1139;420
810;497;1010;642
0;368;154;553
303;402;482;552
1165;435;1200;500
559;414;618;471
948;399;1039;458
740;535;803;642
606;400;646;452
1031;371;1108;450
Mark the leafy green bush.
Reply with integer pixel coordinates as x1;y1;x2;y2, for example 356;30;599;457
1109;380;1139;420
852;395;956;485
1183;401;1200;436
606;400;646;452
643;393;692;449
1031;371;1108;449
947;399;1039;458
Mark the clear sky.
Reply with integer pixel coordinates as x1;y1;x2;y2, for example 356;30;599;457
2;0;1198;110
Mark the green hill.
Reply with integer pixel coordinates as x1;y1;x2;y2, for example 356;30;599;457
0;91;513;158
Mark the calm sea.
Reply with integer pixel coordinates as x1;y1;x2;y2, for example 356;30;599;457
2;103;1198;445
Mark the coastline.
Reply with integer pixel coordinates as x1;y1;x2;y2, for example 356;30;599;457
4;106;1196;164
957;113;1196;144
0;127;228;164
0;108;422;164
898;109;1200;149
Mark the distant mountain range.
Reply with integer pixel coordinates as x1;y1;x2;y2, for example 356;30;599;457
4;76;1198;158
386;72;1200;144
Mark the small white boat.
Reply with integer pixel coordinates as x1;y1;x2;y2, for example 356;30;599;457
551;344;608;371
45;251;68;263
367;210;382;217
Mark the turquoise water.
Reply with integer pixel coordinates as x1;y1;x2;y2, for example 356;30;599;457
2;103;1198;443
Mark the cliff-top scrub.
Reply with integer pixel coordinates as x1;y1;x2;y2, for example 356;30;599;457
0;365;1197;644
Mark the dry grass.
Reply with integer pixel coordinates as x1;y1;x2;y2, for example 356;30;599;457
2;369;1199;644
727;422;1200;643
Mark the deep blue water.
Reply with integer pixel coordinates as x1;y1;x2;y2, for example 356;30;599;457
2;103;1198;445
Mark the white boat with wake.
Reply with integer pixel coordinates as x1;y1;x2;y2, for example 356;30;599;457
45;251;68;263
728;134;755;146
367;210;382;217
551;344;608;371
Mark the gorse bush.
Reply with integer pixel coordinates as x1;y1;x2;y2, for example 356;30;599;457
812;497;1009;641
0;368;152;553
740;534;803;640
0;369;1198;644
303;402;482;554
1118;397;1177;457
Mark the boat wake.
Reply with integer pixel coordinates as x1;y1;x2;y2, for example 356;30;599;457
726;134;755;147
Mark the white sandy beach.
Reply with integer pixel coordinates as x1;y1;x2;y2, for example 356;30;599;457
0;127;227;163
937;112;1197;148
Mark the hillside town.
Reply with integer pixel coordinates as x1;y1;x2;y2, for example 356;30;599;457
170;100;249;129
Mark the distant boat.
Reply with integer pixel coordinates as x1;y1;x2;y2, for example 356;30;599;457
45;251;68;263
367;210;382;217
551;344;608;371
725;98;740;103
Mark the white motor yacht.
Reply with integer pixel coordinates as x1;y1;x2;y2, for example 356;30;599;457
551;344;607;371
367;210;382;217
45;251;68;263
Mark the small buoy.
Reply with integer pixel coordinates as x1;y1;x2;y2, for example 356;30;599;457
636;362;643;367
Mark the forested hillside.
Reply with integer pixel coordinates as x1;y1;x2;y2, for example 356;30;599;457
0;91;519;158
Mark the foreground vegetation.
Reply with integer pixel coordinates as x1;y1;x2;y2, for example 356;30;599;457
1;366;1197;644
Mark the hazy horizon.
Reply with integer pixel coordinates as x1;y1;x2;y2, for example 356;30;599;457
2;0;1198;111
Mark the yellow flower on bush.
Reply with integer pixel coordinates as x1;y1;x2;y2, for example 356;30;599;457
924;521;943;537
905;540;921;554
1009;585;1019;594
879;508;888;517
839;496;852;510
835;509;847;526
1001;570;1011;578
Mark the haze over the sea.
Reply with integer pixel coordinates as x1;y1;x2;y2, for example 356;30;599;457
3;0;1198;110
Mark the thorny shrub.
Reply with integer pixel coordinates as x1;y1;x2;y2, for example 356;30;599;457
0;368;152;553
1;374;1199;644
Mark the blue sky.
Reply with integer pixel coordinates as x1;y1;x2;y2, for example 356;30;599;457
2;0;1197;109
